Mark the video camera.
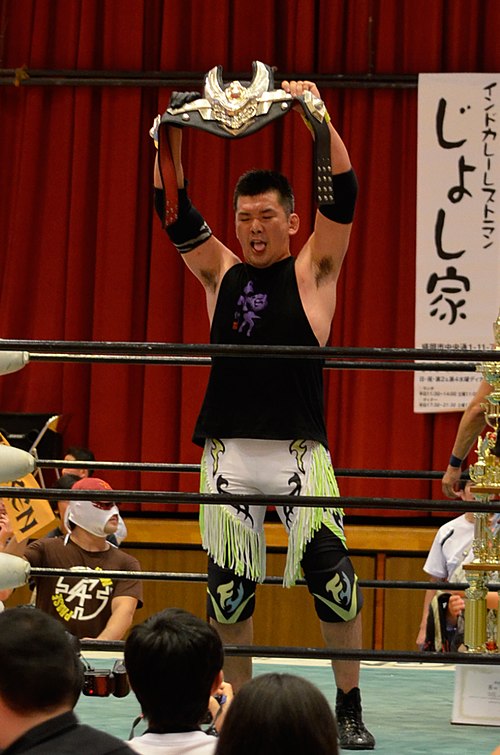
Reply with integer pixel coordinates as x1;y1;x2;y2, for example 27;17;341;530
82;659;130;698
66;631;130;698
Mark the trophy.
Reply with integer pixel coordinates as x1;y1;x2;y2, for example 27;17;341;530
463;307;500;652
150;61;335;226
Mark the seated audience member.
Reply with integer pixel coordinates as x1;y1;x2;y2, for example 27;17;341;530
61;446;127;543
416;479;499;652
124;607;233;754
0;606;134;754
214;672;338;755
62;445;96;478
48;473;127;545
11;477;142;639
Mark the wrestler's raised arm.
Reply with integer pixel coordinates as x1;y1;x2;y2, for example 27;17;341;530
284;80;358;345
153;126;239;322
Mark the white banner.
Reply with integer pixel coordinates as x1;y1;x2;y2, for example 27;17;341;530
415;74;500;413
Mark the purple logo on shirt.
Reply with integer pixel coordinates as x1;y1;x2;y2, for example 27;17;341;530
233;281;268;336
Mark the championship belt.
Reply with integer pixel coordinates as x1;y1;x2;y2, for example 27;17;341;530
151;61;334;224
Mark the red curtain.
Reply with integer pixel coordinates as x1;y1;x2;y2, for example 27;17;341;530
1;0;499;516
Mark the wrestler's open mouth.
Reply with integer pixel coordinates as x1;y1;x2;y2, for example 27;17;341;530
250;240;266;252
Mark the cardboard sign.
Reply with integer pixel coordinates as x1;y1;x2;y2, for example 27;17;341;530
452;664;500;726
0;433;56;542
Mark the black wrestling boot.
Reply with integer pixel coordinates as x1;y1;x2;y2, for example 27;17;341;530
336;687;375;750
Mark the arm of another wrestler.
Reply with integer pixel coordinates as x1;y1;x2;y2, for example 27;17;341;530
442;378;491;498
284;80;356;346
154;128;240;322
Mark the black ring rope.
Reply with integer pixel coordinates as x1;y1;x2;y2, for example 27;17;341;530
21;566;499;592
2;487;499;514
76;639;500;664
0;338;497;361
24;353;480;372
34;459;446;479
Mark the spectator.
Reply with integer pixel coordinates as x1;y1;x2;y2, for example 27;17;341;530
124;607;232;754
0;606;133;754
48;473;127;545
417;479;499;651
214;672;338;755
10;477;142;639
62;445;96;478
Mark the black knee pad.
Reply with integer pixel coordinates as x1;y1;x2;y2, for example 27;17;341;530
301;527;363;623
207;557;257;624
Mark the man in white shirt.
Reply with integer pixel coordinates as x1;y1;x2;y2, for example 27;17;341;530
124;608;232;754
416;480;499;650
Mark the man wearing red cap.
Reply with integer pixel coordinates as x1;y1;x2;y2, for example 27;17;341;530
20;478;142;640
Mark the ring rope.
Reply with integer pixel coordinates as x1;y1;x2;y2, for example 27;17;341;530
34;459;447;479
26;353;478;372
76;639;500;665
0;338;497;361
20;566;500;592
2;487;498;514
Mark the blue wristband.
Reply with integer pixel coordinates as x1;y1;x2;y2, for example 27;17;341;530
449;454;463;468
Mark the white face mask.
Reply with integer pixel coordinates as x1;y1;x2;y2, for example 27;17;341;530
67;499;120;538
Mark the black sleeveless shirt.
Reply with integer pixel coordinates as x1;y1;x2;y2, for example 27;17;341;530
192;257;328;448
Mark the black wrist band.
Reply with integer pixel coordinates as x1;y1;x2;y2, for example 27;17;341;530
449;454;463;468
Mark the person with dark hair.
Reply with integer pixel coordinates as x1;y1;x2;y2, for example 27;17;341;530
214;672;338;755
417;479;499;652
232;170;295;215
124;607;232;754
62;445;96;478
7;477;142;639
46;472;81;537
0;606;133;754
152;77;374;749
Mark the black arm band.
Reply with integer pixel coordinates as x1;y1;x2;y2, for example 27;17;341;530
318;168;358;224
154;186;212;253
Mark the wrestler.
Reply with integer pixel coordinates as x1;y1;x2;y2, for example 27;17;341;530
153;77;374;749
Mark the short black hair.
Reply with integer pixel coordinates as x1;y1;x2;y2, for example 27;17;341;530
56;473;81;490
215;673;338;755
48;473;81;513
64;446;95;476
0;607;83;714
124;608;224;730
233;169;295;216
458;470;472;490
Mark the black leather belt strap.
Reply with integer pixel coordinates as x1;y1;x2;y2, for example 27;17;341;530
157;127;179;227
294;95;335;206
